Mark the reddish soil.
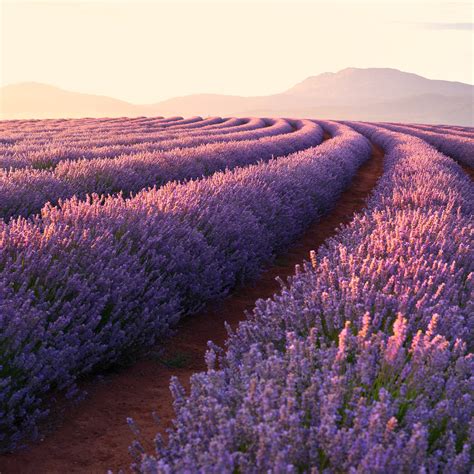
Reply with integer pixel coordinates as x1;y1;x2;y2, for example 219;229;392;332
0;144;384;474
460;163;474;180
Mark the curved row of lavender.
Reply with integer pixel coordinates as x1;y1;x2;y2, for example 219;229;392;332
133;124;473;473
0;118;284;169
0;115;182;147
0;119;255;164
0;117;253;164
0;122;371;451
436;124;474;134
378;122;474;168
0;116;191;139
0;120;323;220
8;117;253;142
10;119;268;152
0;117;228;149
402;123;474;139
0;117;263;142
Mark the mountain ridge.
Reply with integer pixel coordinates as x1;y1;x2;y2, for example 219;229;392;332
2;68;473;125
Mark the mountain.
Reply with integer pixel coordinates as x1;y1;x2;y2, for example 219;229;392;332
284;67;473;104
0;83;143;119
147;68;473;124
2;68;473;125
256;95;471;125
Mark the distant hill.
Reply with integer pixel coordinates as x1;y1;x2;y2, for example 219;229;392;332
2;68;473;125
284;67;473;104
0;83;143;119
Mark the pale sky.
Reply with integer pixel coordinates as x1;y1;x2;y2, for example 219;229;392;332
1;0;472;103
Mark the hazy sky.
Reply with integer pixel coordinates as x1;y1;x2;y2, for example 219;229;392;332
1;0;472;103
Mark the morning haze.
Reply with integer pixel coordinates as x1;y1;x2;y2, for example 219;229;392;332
1;0;472;120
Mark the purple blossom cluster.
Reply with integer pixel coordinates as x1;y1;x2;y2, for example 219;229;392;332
0;121;371;451
378;122;474;168
0;119;323;220
133;123;473;472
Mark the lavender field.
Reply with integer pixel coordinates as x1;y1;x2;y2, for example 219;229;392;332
0;116;472;472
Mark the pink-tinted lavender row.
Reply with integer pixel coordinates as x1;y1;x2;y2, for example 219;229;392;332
0;118;255;155
436;124;474;134
0;120;322;220
46;118;256;143
0;116;225;147
0;116;186;139
0;121;371;451
379;122;474;168
135;124;473;473
402;123;474;139
0;117;248;154
0;118;275;169
0;116;185;149
0;118;269;149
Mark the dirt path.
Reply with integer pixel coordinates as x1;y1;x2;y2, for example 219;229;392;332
460;163;474;180
0;144;384;474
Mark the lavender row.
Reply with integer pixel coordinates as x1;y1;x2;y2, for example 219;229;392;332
0;118;252;158
0;118;271;169
0;120;322;220
0;116;185;147
0;119;284;169
437;124;474;134
0;118;250;149
0;116;238;150
50;118;256;144
0;117;249;143
401;123;474;139
0;116;187;140
379;122;474;168
136;124;473;473
0;116;225;146
0;121;371;451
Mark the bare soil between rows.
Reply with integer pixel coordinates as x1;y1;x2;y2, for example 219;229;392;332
0;143;384;474
460;163;474;180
